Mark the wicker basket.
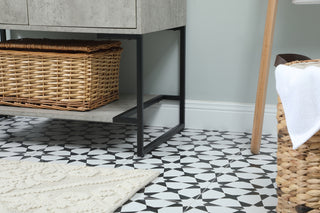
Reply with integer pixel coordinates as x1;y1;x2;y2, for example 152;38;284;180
0;38;122;111
276;60;320;213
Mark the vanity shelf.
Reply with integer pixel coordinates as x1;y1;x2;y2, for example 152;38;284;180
0;0;186;157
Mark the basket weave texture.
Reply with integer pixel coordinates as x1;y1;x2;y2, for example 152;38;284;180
276;60;320;213
0;39;122;111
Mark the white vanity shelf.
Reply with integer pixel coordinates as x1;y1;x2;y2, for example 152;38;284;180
0;95;154;123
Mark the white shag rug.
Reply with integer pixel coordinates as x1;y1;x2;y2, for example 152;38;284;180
0;159;159;213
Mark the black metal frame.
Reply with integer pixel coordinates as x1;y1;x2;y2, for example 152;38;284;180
0;30;6;42
0;27;186;157
0;30;9;120
100;26;186;157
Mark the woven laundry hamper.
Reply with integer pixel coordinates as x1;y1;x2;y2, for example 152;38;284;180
0;38;122;111
276;59;320;213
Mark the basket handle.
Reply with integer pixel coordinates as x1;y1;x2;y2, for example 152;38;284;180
274;54;311;66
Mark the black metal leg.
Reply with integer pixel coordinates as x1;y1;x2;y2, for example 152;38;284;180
0;29;7;120
0;29;6;42
136;35;144;157
110;27;186;157
179;26;186;126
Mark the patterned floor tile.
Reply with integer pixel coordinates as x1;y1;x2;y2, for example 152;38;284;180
0;116;277;212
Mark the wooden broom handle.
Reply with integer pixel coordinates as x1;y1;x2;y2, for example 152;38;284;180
251;0;278;154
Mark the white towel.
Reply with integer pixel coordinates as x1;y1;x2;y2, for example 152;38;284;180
275;62;320;149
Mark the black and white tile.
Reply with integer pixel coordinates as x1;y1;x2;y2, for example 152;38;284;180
0;116;277;212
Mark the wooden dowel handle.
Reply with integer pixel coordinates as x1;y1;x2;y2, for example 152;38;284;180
251;0;278;154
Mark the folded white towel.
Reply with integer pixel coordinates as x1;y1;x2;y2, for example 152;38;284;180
275;62;320;149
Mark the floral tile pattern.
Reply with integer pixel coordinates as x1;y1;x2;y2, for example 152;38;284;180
0;116;277;213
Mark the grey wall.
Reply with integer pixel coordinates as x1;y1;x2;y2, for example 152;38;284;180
187;0;320;105
10;0;320;105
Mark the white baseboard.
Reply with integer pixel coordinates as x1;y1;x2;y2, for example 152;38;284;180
144;99;277;135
